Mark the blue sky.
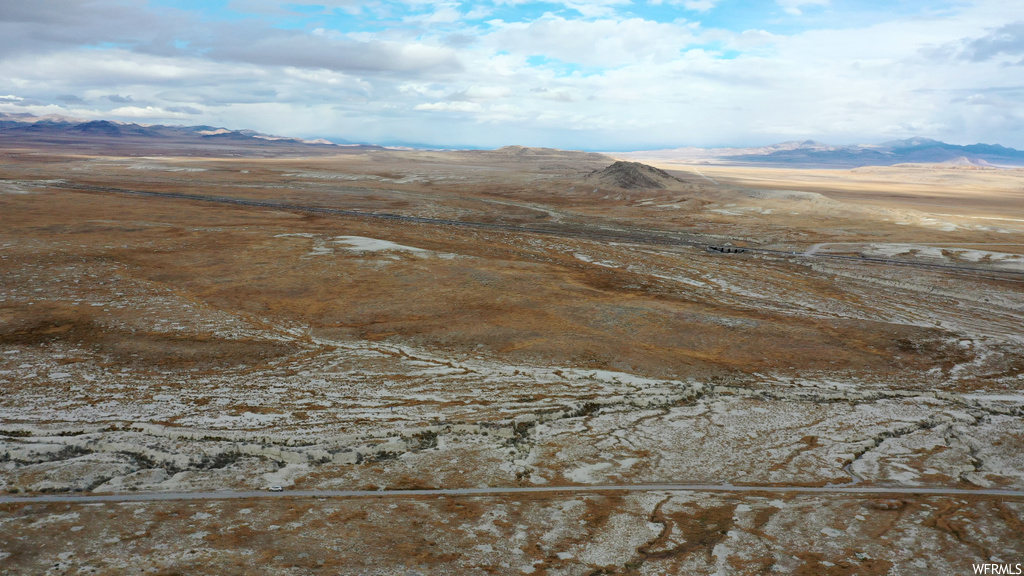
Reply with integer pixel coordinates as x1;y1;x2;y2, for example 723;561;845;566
1;0;1023;149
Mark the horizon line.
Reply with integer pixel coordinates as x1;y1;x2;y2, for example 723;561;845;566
3;112;1023;154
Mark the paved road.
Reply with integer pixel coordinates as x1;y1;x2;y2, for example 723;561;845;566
54;182;1024;279
3;483;1023;505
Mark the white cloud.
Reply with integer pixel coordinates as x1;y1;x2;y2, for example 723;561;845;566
397;82;447;98
495;0;631;18
406;2;463;24
464;7;492;19
683;0;719;11
776;0;828;16
450;85;512;101
562;0;633;18
882;121;950;135
414;101;483;112
1;0;1023;149
282;67;372;93
108;105;193;118
485;16;696;67
650;0;721;11
731;29;779;49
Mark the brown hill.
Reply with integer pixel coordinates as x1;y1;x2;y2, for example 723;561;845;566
584;160;685;189
471;145;611;162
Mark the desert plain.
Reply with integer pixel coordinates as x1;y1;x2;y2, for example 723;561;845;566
1;138;1023;575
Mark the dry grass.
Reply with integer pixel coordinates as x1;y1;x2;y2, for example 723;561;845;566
2;144;1024;574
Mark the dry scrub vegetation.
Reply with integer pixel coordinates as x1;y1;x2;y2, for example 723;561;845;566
1;144;1023;574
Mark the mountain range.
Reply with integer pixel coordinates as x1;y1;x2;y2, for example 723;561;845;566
0;113;378;155
2;113;1023;167
615;138;1024;168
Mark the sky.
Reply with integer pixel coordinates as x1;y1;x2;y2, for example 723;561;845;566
0;1;1023;150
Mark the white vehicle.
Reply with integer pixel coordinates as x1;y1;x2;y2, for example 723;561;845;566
268;485;284;492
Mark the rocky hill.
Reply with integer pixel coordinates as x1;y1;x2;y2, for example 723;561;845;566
584;160;685;189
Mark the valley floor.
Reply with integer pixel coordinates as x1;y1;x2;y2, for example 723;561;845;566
1;147;1022;574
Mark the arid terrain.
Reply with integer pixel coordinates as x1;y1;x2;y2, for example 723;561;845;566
2;138;1023;575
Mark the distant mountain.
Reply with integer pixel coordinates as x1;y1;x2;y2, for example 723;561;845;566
4;113;1021;167
940;156;997;168
615;137;1024;168
477;145;610;162
0;113;373;155
71;120;163;137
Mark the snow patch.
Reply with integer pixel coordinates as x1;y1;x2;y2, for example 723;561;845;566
565;462;613;483
334;236;430;254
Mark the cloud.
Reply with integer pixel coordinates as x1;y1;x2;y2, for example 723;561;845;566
0;1;191;58
405;2;463;24
0;1;461;77
486;16;696;67
165;105;202;114
649;0;721;11
228;0;363;16
282;67;372;92
683;0;719;11
1;0;1024;149
530;87;575;102
108;105;200;118
444;33;477;47
205;31;463;75
776;0;828;16
414;101;482;112
882;121;949;135
447;85;512;101
561;0;632;18
961;21;1024;62
56;94;85;103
